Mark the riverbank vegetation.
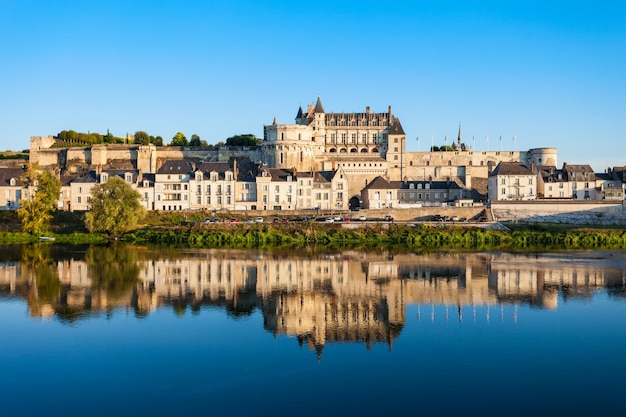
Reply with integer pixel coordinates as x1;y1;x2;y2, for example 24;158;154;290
2;208;625;250
121;222;626;251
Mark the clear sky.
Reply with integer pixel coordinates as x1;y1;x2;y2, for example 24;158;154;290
1;0;624;170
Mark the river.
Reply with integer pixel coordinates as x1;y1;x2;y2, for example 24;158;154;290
1;245;625;416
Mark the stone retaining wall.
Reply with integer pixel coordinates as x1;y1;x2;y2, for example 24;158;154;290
491;201;626;225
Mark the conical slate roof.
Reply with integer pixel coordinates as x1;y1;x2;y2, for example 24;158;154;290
314;96;325;113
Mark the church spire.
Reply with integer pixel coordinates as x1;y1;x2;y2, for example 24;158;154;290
457;122;462;144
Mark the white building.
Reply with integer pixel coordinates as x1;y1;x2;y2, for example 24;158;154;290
154;160;192;211
488;162;537;201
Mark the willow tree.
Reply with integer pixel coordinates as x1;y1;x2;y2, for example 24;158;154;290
85;176;146;236
18;168;61;235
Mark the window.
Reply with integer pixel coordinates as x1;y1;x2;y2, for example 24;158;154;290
394;138;398;143
501;178;506;185
529;178;533;185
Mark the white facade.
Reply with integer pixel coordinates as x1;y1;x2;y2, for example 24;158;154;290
488;162;537;201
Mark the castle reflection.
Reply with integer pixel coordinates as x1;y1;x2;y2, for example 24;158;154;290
1;246;625;355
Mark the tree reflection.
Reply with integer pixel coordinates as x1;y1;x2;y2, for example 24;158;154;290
86;244;140;305
20;244;61;317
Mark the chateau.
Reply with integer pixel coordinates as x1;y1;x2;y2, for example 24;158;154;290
7;97;624;214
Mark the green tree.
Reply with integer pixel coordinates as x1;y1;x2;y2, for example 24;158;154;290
152;136;164;146
225;134;261;146
134;131;150;145
189;133;207;146
84;176;146;236
17;168;61;235
169;132;188;146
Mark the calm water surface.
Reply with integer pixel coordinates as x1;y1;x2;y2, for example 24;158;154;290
1;246;625;416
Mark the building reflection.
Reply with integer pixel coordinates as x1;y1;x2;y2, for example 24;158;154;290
1;247;625;355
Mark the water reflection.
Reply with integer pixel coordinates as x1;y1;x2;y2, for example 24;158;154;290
1;246;626;350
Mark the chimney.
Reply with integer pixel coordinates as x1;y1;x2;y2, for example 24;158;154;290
388;105;392;122
366;106;370;115
233;159;238;179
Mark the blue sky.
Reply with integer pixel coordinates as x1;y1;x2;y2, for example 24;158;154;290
1;0;624;170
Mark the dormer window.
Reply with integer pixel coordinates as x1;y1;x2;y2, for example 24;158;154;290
226;173;232;181
195;172;202;180
101;173;108;183
9;178;16;186
125;173;132;183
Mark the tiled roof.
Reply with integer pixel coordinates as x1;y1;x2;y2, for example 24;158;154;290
490;162;534;176
0;167;27;186
362;176;402;190
388;117;405;135
156;160;193;174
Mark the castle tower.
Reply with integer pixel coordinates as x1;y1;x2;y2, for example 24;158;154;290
385;116;406;181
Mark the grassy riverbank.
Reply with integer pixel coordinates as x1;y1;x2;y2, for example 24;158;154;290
121;222;626;251
1;210;625;250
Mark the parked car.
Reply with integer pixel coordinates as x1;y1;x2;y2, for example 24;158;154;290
246;218;255;223
343;217;351;222
333;215;342;221
384;215;394;222
325;218;335;223
255;217;264;223
358;215;367;221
